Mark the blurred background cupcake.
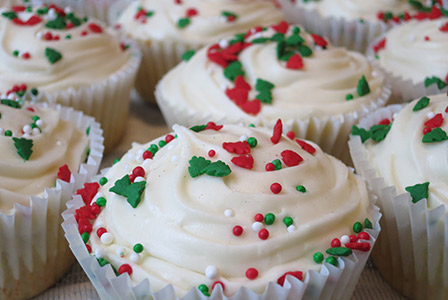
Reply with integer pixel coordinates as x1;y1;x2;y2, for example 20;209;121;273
0;95;103;300
0;3;141;150
109;0;285;103
349;93;448;299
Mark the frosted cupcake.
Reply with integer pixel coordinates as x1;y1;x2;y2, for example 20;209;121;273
110;0;285;102
349;94;448;300
0;3;141;150
370;17;448;102
0;96;103;300
156;22;389;162
63;120;379;299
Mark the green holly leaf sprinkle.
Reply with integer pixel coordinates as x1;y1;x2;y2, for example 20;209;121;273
422;127;448;143
279;51;295;62
298;45;312;57
2;11;17;20
276;40;286;59
125;181;146;208
271;33;285;42
255;78;274;91
109;175;131;197
326;247;353;257
13;137;33;161
370;124;391;142
256;90;273;104
286;34;304;46
45;16;66;29
221;11;238;20
181;50;195;62
413;96;430;111
251;37;270;44
66;14;82;27
357;75;370;96
205;161;232;177
177;17;190;29
188;156;211;178
424;76;447;89
224;61;245;82
45;47;62;64
405;182;429;203
1;99;21;109
352;125;371;143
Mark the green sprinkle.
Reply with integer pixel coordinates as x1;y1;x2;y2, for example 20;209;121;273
13;50;19;57
325;256;338;266
133;243;144;253
353;222;363;233
30;88;38;96
357;75;370;96
286;34;304;46
65;34;72;39
255;78;274;91
205;160;232;177
45;47;62;64
256;90;273;104
181;50;195;62
224;61;245;82
264;213;275;225
109;175;146;208
13;137;33;161
146;11;154;17
326;247;353;257
279;51;295;62
83;16;88;22
99;177;108;186
198;284;209;293
351;125;370;143
221;10;238;20
2;11;18;20
413;97;430;111
370;124;391;142
190;124;207;132
251;37;270;44
345;93;354;101
293;26;300;34
422;127;448;143
96;197;107;207
1;99;21;109
364;218;373;229
271;33;285;42
298;45;312;57
276;40;286;59
81;232;89;243
177;17;190;29
158;140;167;148
247;137;257;148
248;124;255;127
5;130;12;136
283;216;293;227
31;116;40;122
45;16;66;30
85;126;91;136
149;144;158;155
203;292;210;297
36;8;45;15
313;252;324;263
296;185;306;193
97;257;109;267
188;156;211;177
272;159;282;170
405;182;429;203
424;76;446;89
30;123;37;129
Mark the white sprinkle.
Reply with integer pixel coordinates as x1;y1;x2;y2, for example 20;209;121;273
133;176;146;183
100;232;113;245
22;133;30;139
205;265;219;279
252;222;264;232
116;247;125;257
408;35;415;43
23;125;32;134
36;119;44;127
224;209;234;217
137;148;144;158
32;128;40;135
427;112;435;119
56;140;62;146
171;155;180;164
130;253;140;263
287;225;296;232
239;134;248;142
340;235;350;244
219;39;229;49
36;31;43;40
8;93;16;100
64;6;73;13
94;248;104;258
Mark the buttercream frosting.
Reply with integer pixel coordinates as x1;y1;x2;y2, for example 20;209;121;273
86;122;372;297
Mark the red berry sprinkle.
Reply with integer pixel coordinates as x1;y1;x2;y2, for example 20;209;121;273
186;8;198;17
165;134;174;143
277;271;303;286
233;225;243;236
265;163;275;171
208;150;216;157
286;131;295;139
97;227;107;238
349;235;358;243
254;213;264;222
270;183;282;194
357;232;370;240
86;244;92;253
212;281;225;291
331;238;341;248
118;264;133;275
132;166;145;178
258;228;269;240
246;268;258;280
143;150;153;160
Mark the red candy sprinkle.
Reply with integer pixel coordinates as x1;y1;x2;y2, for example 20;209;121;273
373;38;386;53
241;99;261;115
270;119;283;144
272;21;289;34
165;134;174;143
212;281;225;291
118;264;133;275
265;162;275;172
86;244;92;253
345;242;371;252
76;182;100;205
281;150;303;167
254;213;264;222
277;271;303;286
424;113;443;129
246;268;258;280
57;164;71;183
143;150;153;160
226;87;249;106
233;225;243;236
270;183;282;194
439;22;448;32
296;139;316;155
90;204;101;215
349;235;358;243
331;238;341;248
286;131;295;139
423;127;432;135
445;106;448;113
223;141;251;154
12;5;26;12
88;23;103;33
258;228;269;240
186;8;198;17
378;118;391;125
286;53;303;70
22;52;30;59
205;121;223;131
424;35;430;41
132;166;145;178
311;33;328;48
234;75;251;90
208;150;216;157
26;107;34;112
97;227;107;238
357;232;370;240
12;15;42;26
231;154;254;169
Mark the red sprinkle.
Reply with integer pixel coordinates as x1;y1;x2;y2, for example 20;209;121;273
439;22;448;32
231;154;254;169
143;150;153;160
423;127;432;135
165;134;174;143
373;38;386;53
345;242;371;252
118;264;133;275
90;204;101;215
234;75;251;90
270;119;283;144
378;118;391;125
241;99;261;115
81;31;88;36
88;23;103;33
270;183;282;194
22;52;30;59
286;131;295;139
286;53;303;70
97;227;107;238
132;166;145;178
265;162;275;172
272;21;289;34
310;33;328;48
233;225;243;236
76;182;100;205
223;141;251;154
186;8;198;17
281;150;303;167
258;228;269;240
424;113;443;129
445;106;448;113
331;238;341;248
246;268;258;280
212;281;225;291
208;150;216;157
349;235;358;243
277;271;303;286
86;244;92;253
424;35;430;41
295;139;316;155
57;164;71;183
357;232;370;240
205;121;223;131
254;213;264;222
12;15;42;26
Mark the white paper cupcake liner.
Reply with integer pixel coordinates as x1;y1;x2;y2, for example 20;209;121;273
108;0;199;104
366;36;448;104
277;0;388;53
349;105;448;300
155;81;391;165
62;168;381;300
39;40;141;151
0;103;104;300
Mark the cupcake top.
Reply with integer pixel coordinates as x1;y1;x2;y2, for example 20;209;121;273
353;94;448;210
0;3;130;94
116;0;285;45
158;22;384;125
373;18;448;86
0;96;89;213
79;121;373;297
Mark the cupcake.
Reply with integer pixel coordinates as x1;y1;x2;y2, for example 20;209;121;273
349;94;448;300
0;3;141;150
63;120;380;299
0;97;103;300
370;17;448;102
156;22;390;163
110;0;285;102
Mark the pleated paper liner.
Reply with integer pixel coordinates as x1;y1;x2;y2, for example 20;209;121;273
349;104;448;300
0;103;104;300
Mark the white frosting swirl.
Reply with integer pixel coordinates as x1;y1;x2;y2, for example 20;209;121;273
117;0;284;45
377;19;448;84
0;5;130;93
0;102;89;213
89;123;371;297
364;94;448;209
158;24;384;123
